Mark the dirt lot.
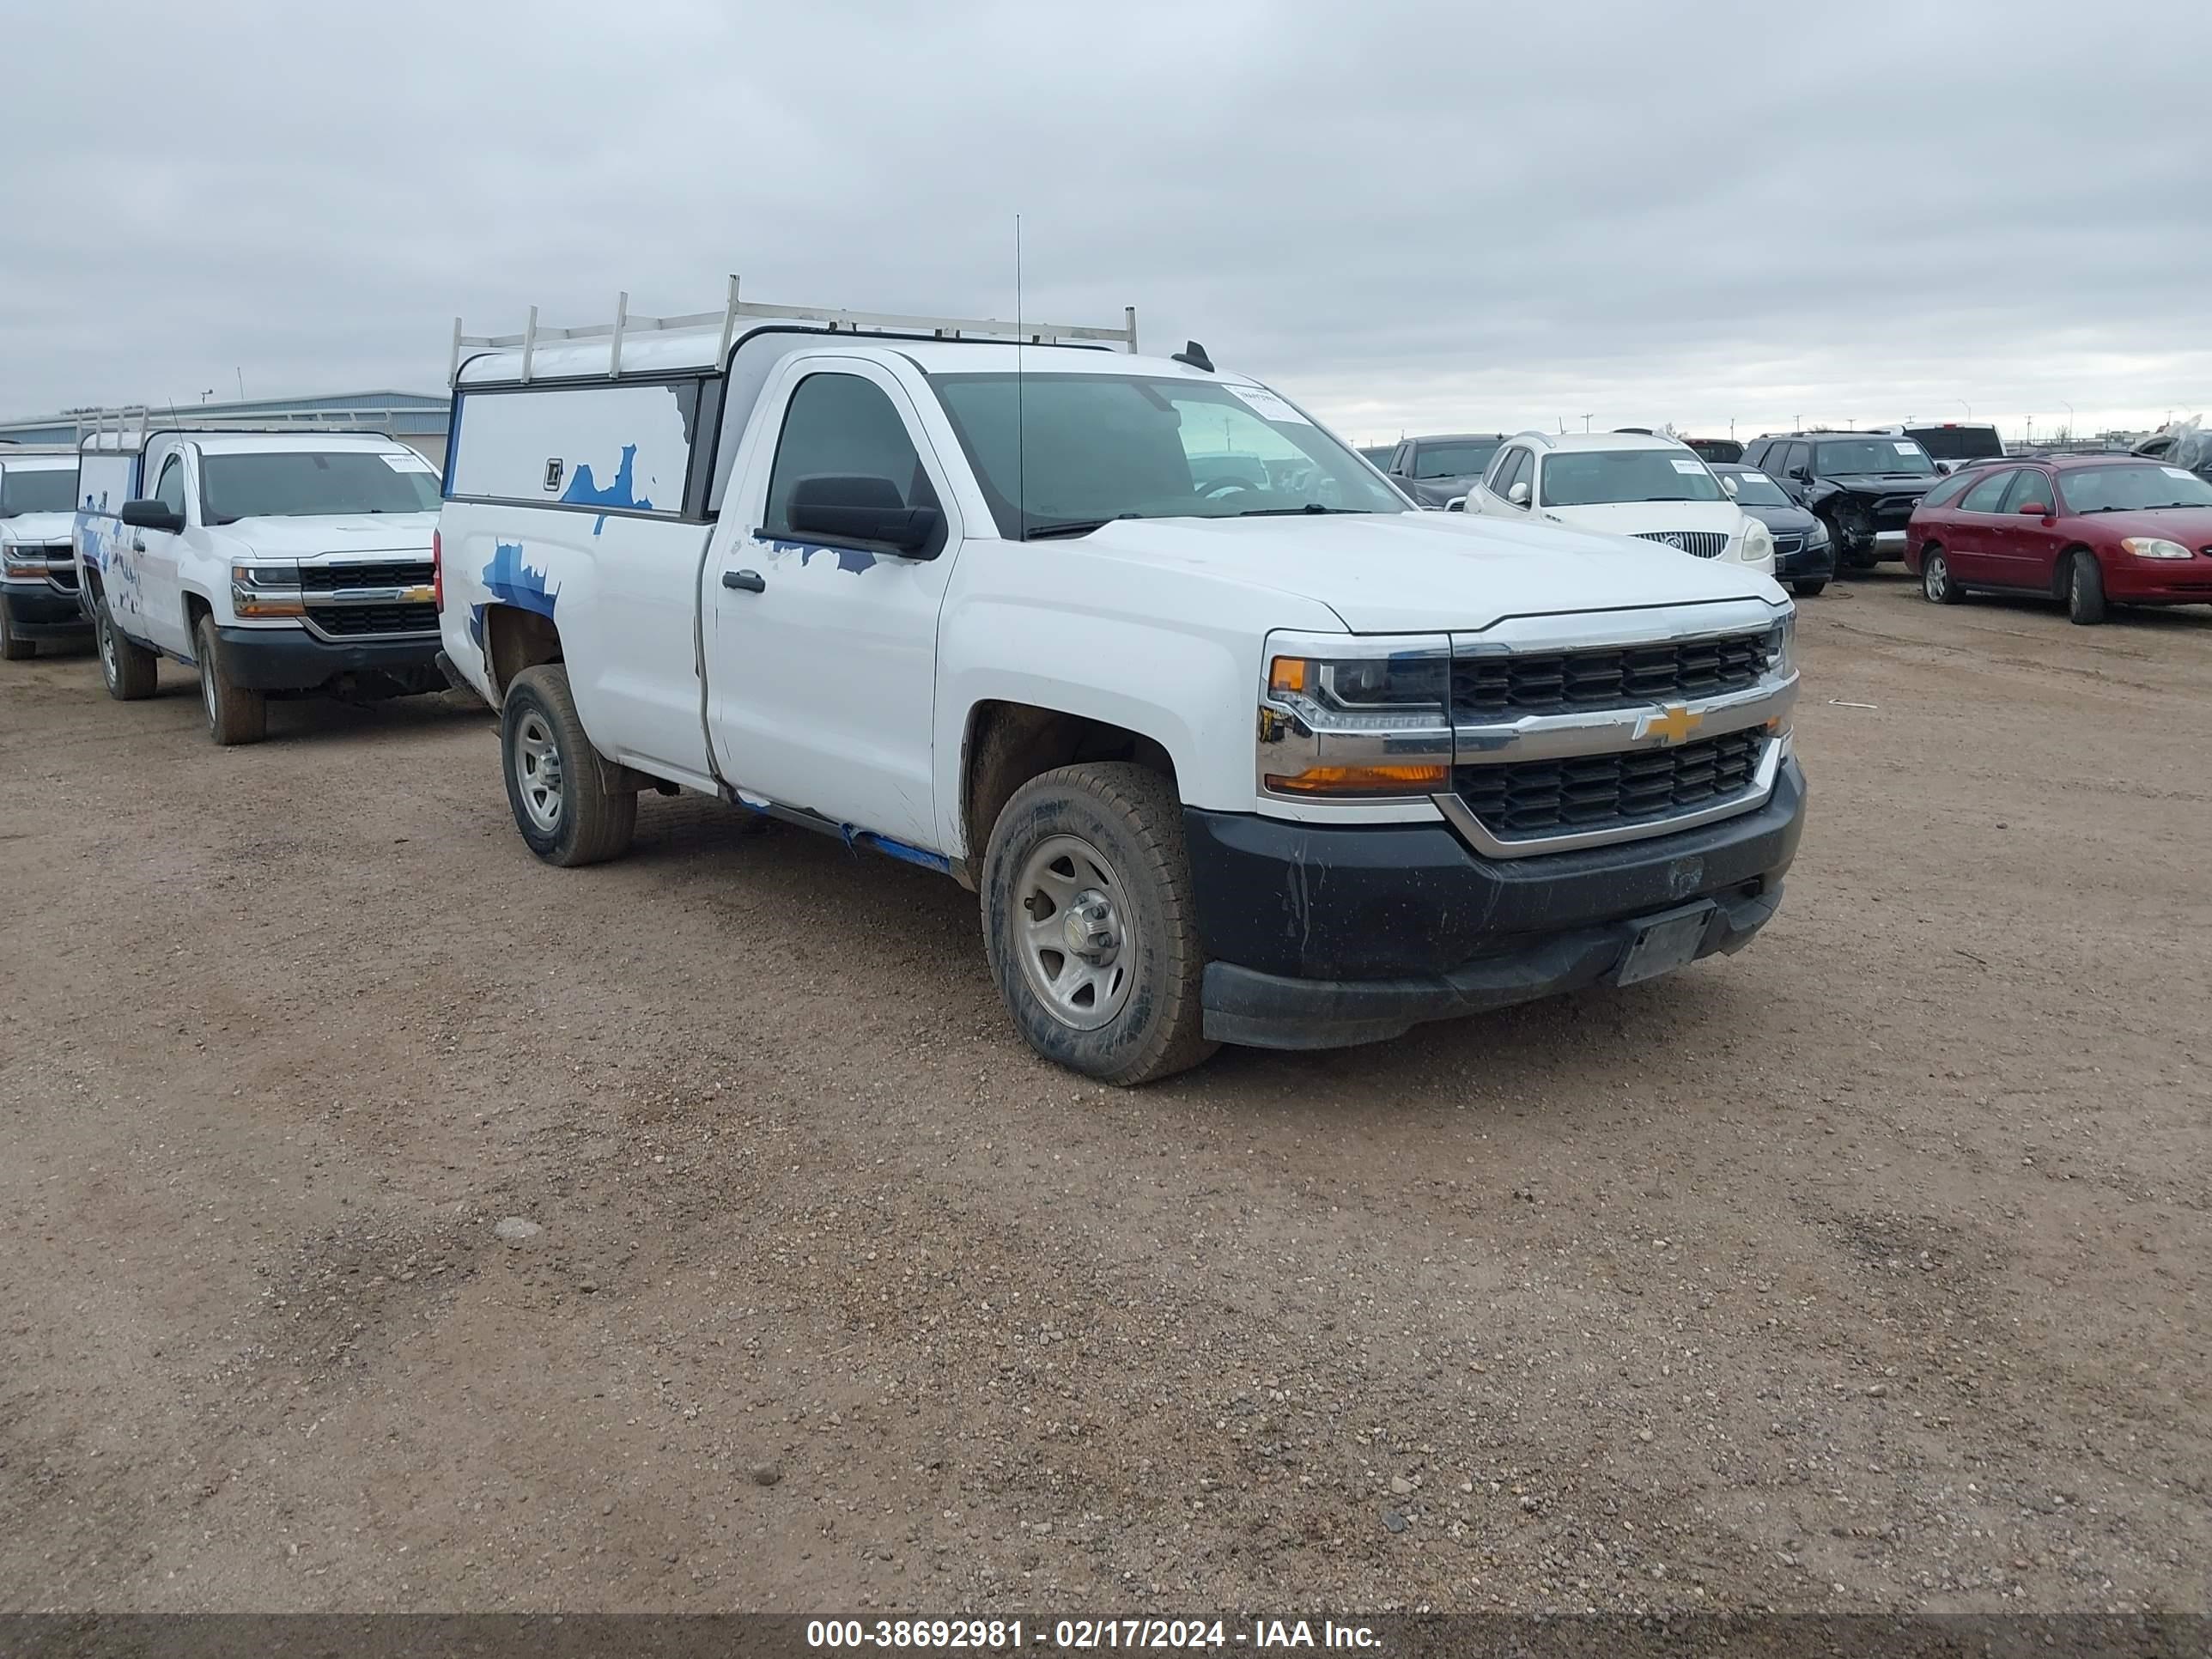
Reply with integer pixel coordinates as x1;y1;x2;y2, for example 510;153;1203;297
1;573;2206;1616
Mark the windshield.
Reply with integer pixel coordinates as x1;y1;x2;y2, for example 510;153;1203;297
1817;439;1936;477
2059;464;2212;514
1413;440;1501;479
1904;426;2004;462
1721;471;1790;507
0;465;78;517
1540;449;1723;507
927;373;1407;537
199;451;441;521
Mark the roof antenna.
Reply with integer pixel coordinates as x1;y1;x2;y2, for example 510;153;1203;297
1171;341;1212;373
1016;212;1027;543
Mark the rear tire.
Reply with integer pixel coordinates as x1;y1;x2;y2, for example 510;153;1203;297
1791;579;1827;599
1920;547;1964;605
96;602;159;701
2065;551;2108;625
0;595;33;660
195;614;268;745
981;761;1217;1086
501;663;637;866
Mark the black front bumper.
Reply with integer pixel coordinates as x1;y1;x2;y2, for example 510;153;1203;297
1;580;94;638
1776;542;1837;583
214;626;443;694
1186;760;1805;1050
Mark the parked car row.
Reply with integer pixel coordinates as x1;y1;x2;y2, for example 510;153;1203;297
5;287;1810;1085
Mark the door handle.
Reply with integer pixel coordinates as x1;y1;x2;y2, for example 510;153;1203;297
722;568;766;593
132;539;146;552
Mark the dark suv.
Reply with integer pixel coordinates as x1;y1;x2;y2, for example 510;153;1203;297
1740;432;1944;568
1383;434;1507;507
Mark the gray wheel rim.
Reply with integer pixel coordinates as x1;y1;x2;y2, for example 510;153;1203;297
98;616;118;687
1924;555;1948;601
514;709;564;834
1014;833;1135;1031
199;653;218;728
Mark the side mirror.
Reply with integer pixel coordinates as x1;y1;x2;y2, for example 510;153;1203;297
120;499;185;534
1507;481;1530;507
2016;501;2051;516
787;474;941;556
1444;495;1468;513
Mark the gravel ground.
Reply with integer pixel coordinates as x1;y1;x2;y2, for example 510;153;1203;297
1;573;2205;1615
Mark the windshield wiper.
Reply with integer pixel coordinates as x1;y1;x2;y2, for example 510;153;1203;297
1233;504;1366;517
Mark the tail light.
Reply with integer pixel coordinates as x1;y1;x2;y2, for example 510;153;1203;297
432;529;443;611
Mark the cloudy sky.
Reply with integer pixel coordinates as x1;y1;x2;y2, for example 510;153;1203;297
6;1;2208;447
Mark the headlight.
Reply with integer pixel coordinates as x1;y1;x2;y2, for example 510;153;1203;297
1257;633;1452;799
1803;520;1831;550
1740;521;1774;564
2119;537;2191;561
1765;613;1797;679
2;541;45;580
230;561;306;617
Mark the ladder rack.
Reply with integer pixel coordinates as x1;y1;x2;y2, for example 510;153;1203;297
451;275;1139;385
72;405;414;448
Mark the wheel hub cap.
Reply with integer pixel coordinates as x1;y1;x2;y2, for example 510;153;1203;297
1016;836;1135;1031
514;713;564;833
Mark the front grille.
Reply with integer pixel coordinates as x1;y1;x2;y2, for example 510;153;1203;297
297;560;432;592
1873;495;1921;527
307;601;438;637
1771;534;1803;557
1633;530;1729;559
1454;728;1767;841
46;562;79;591
1451;630;1771;721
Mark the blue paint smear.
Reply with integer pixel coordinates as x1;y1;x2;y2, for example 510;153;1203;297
851;830;951;874
560;443;652;535
762;538;878;575
482;541;558;620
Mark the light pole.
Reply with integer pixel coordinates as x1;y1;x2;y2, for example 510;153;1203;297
2061;400;2075;445
1958;398;1972;420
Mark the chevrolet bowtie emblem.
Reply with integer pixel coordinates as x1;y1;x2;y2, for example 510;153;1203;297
1639;704;1704;744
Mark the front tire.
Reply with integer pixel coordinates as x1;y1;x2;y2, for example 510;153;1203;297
195;615;268;745
2066;551;2108;625
981;762;1216;1086
96;603;159;701
501;663;637;866
1791;579;1827;599
0;595;33;660
1920;547;1964;605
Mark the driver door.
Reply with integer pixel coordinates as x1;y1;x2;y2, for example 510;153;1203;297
705;359;963;851
1472;445;1529;515
129;449;196;657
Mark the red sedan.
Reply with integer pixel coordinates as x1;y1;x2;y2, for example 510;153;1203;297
1905;454;2212;624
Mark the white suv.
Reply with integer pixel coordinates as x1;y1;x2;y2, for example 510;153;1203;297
1464;431;1774;575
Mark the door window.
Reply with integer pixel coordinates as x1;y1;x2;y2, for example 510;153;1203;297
155;455;188;518
1958;470;2015;514
1998;470;2052;514
1784;442;1813;479
764;373;939;538
1491;447;1531;504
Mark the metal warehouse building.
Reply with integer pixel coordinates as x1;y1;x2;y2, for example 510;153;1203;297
0;391;450;459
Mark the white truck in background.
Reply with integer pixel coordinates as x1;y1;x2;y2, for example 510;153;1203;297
74;414;447;744
0;446;92;659
438;284;1806;1084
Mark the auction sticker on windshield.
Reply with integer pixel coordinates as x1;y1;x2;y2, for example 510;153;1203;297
1670;459;1704;475
1894;442;1919;455
1227;385;1313;426
2163;466;2196;481
383;453;438;474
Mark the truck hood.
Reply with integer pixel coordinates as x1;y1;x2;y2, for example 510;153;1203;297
210;513;438;558
1820;473;1938;498
0;511;76;547
1534;500;1747;538
1068;511;1788;633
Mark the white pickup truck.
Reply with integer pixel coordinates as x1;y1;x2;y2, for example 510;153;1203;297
438;287;1806;1083
0;446;92;659
74;418;446;744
